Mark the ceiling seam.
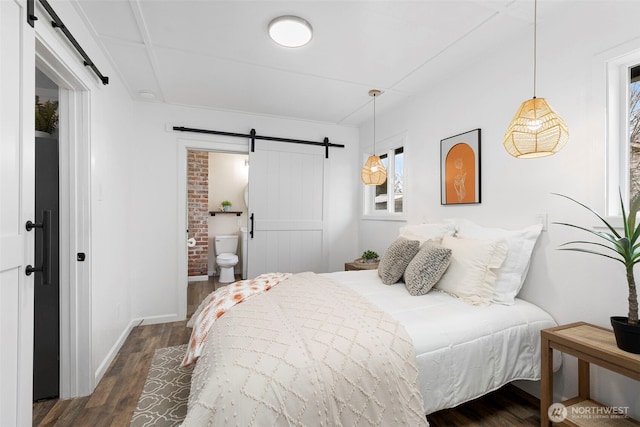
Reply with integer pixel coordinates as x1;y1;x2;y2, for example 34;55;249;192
129;0;167;101
387;10;501;91
148;43;415;95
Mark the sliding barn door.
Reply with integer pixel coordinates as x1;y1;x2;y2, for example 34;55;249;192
247;141;325;278
0;0;35;424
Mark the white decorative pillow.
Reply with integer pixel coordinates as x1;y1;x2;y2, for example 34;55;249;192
403;242;452;296
435;235;508;306
399;223;456;245
453;219;543;305
378;237;420;285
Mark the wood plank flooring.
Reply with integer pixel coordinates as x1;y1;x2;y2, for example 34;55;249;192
34;277;541;426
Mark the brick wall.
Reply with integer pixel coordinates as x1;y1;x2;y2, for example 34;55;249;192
187;150;209;277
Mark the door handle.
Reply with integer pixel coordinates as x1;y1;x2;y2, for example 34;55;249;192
25;210;52;285
250;213;254;239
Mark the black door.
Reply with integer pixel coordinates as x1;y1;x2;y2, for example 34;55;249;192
33;134;60;401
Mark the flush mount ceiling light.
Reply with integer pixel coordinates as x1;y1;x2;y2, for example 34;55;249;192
138;90;155;100
361;89;387;186
503;0;569;158
268;15;313;48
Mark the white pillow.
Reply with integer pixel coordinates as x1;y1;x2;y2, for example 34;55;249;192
435;235;508;306
452;219;543;305
399;223;456;245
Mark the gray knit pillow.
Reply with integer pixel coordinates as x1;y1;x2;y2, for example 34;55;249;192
378;237;420;285
404;242;452;296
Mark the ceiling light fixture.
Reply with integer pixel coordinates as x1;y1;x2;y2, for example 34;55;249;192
361;89;387;186
268;15;313;48
503;0;568;158
138;90;155;100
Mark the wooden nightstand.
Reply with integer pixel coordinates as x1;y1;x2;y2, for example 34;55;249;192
344;259;379;271
541;322;640;426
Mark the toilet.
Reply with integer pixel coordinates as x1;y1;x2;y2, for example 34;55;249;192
214;235;239;283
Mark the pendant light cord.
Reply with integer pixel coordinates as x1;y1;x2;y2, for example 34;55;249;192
533;0;537;98
373;92;377;155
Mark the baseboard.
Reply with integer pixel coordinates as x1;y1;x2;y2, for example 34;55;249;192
93;319;138;385
188;275;208;282
134;313;183;326
93;313;185;386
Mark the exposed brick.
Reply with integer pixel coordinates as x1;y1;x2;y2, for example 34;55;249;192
187;150;209;277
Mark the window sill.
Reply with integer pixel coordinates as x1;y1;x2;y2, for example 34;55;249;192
361;214;407;222
596;216;630;231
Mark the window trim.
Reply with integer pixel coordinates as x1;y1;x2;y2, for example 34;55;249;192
604;45;640;217
361;132;407;221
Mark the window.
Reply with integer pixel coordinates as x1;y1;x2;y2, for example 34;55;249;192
364;145;404;217
604;46;640;216
629;65;640;202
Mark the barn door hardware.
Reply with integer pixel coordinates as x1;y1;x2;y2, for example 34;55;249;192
28;0;109;84
172;126;344;159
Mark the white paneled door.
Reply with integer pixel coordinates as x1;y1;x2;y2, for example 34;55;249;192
247;141;325;278
0;0;35;425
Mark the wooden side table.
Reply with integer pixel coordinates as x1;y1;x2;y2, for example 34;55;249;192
344;259;379;271
541;322;640;426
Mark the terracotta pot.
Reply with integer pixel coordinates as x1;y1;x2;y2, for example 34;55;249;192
610;316;640;354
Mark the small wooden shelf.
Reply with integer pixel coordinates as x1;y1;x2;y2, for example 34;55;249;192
541;322;640;426
209;211;242;216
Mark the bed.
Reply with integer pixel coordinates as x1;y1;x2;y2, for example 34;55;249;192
181;220;561;426
325;269;560;415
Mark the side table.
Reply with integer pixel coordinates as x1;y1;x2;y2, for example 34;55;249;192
344;259;379;271
541;322;640;426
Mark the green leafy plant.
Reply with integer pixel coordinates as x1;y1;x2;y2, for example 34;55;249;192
361;250;379;261
553;191;639;324
221;200;232;207
35;95;58;134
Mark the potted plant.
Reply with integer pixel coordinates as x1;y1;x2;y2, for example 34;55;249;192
221;200;232;212
361;250;379;264
35;95;58;135
554;191;640;353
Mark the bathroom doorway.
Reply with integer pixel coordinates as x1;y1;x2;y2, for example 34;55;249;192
186;149;249;316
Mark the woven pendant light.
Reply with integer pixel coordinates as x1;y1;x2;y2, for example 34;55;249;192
504;97;569;158
504;0;568;158
361;89;387;185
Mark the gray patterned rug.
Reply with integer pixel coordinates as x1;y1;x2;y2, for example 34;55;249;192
130;344;192;427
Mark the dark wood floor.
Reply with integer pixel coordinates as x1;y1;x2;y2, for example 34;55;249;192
33;277;541;426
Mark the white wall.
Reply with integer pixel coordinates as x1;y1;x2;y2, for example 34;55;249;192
359;1;640;416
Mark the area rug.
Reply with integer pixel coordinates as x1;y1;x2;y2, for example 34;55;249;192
130;344;192;427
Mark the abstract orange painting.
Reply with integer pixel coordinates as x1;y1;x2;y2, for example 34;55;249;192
440;129;481;205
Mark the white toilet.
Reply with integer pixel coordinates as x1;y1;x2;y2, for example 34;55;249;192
214;235;239;283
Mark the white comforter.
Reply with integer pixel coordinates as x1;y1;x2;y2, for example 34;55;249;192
324;270;560;414
182;272;428;426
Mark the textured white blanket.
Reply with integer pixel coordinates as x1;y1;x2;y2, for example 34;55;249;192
182;272;428;426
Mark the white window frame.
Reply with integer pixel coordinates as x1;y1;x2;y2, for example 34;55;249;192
362;133;407;220
604;46;640;218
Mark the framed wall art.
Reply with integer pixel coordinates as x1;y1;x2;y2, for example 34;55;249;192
440;128;481;205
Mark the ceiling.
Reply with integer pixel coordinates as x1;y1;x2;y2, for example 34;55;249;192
71;0;562;126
